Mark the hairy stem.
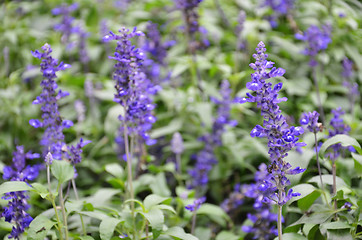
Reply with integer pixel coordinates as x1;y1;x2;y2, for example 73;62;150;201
47;164;64;240
191;211;197;235
332;160;337;210
122;120;136;239
277;204;283;240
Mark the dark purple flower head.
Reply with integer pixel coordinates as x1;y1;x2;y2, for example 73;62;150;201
2;146;41;239
295;25;331;66
185;196;206;212
300;111;320;133
105;27;158;146
30;44;72;161
241;42;306;205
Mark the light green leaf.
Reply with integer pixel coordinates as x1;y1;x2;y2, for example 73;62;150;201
308;175;351;193
51;160;74;184
144;194;171;210
321;221;351;230
150;172;171;197
139;208;164;230
351;152;362;176
77;236;95;240
288;184;316;203
31;183;49;198
215;231;240;240
197;204;230;227
274;233;307;240
163;226;198;240
157;204;176;214
0;181;32;196
319;134;362;156
100;217;122;240
105;163;124;178
151;118;183;139
27;215;55;240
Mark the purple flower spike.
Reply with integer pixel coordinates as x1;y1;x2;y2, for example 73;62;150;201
106;27;158;146
185;196;206;212
30;44;72;161
241;42;306;206
1;146;41;239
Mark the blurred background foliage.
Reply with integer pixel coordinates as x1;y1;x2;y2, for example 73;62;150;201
0;0;361;239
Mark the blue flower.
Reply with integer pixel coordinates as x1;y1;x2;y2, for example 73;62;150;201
185;196;206;212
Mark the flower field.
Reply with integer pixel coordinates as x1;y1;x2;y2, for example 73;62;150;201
0;0;361;239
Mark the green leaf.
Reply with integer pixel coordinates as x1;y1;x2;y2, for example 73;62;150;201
321;221;351;230
197;204;230;227
351;152;362;176
326;229;353;240
319;134;362;156
290;205;334;226
27;215;55;240
105;163;124;178
163;226;198;240
215;231;240;240
151;118;183;139
77;236;95;240
51;160;75;184
0;181;32;195
157;204;176;214
150;172;171;197
275;233;307;240
139;208;164;231
100;217;122;240
31;183;49;198
308;175;351;193
298;191;322;211
144;194;171;210
288;184;316;203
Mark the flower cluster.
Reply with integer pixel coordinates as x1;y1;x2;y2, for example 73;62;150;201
221;183;244;213
29;43;72;162
295;25;332;66
2;146;41;239
185;196;206;212
174;0;209;53
241;163;279;239
171;132;184;155
300;111;321;133
52;3;80;49
263;0;295;27
103;27;158;145
66;138;92;165
188;80;236;189
240;42;306;205
326;107;353;161
142;22;174;84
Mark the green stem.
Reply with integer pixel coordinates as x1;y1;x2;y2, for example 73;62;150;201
72;179;87;235
47;164;64;240
332;160;337;211
122;120;136;239
314;132;330;206
59;184;69;240
191;211;197;235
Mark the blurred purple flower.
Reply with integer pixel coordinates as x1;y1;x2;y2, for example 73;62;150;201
185;196;206;212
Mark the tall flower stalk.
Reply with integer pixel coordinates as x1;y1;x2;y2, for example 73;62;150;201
240;42;306;239
341;58;359;115
29;43;72;160
103;27;158;235
300;111;329;205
